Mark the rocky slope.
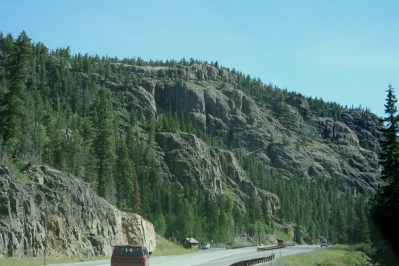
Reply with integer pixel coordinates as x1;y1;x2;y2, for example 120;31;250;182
155;132;280;213
0;164;156;258
105;64;382;193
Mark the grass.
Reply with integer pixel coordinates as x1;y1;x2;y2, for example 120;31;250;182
274;230;289;241
274;229;293;244
152;234;197;256
276;245;370;266
0;234;194;266
9;160;32;181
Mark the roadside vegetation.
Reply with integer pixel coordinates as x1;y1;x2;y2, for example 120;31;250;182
274;229;293;245
275;245;370;266
152;234;197;256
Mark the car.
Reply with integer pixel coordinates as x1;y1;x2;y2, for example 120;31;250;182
111;244;152;266
320;240;329;247
200;243;211;250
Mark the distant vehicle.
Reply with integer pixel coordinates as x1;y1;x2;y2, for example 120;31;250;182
111;244;152;266
320;240;329;247
200;243;211;249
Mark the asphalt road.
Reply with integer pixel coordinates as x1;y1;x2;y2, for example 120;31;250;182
48;245;317;266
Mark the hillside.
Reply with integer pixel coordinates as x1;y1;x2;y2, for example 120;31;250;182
0;32;380;255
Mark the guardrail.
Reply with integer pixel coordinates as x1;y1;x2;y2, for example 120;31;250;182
228;244;287;265
230;253;275;266
226;244;257;249
257;245;286;252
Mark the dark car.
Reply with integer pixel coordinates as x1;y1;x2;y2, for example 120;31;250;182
111;244;152;266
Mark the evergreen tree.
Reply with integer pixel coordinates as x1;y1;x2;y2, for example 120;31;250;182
115;136;135;211
379;85;399;183
370;85;399;265
133;178;142;214
94;89;115;199
154;213;167;236
293;220;302;244
79;118;97;182
47;117;66;170
347;200;358;244
353;196;370;244
332;206;346;243
65;128;85;177
0;31;32;155
248;193;263;225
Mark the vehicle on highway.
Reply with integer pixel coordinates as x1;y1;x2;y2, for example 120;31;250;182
320;240;329;247
111;244;152;266
200;242;211;249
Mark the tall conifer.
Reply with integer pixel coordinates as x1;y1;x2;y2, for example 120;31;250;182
95;89;115;199
371;85;399;265
115;136;135;211
133;178;142;214
0;31;32;154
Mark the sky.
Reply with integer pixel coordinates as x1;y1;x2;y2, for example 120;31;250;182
1;0;399;118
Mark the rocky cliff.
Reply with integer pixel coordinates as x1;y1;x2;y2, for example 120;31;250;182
155;132;280;214
105;64;382;193
0;164;156;258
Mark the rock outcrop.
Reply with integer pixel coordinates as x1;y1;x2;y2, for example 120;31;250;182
112;64;382;193
155;132;280;214
0;165;156;258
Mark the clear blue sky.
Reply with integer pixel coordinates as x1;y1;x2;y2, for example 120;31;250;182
1;0;399;117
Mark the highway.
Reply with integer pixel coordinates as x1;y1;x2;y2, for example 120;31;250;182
48;245;317;266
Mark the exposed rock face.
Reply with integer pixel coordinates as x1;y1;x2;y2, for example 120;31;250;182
0;165;156;258
155;132;280;214
110;64;382;193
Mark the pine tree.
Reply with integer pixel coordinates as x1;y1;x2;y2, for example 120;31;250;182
332;207;347;243
379;85;399;183
248;193;263;224
115;136;135;211
47;117;66;170
133;178;142;214
67;131;85;178
80;118;97;182
370;85;399;265
347;201;358;244
94;89;115;199
293;220;302;244
0;31;32;155
353;196;370;244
